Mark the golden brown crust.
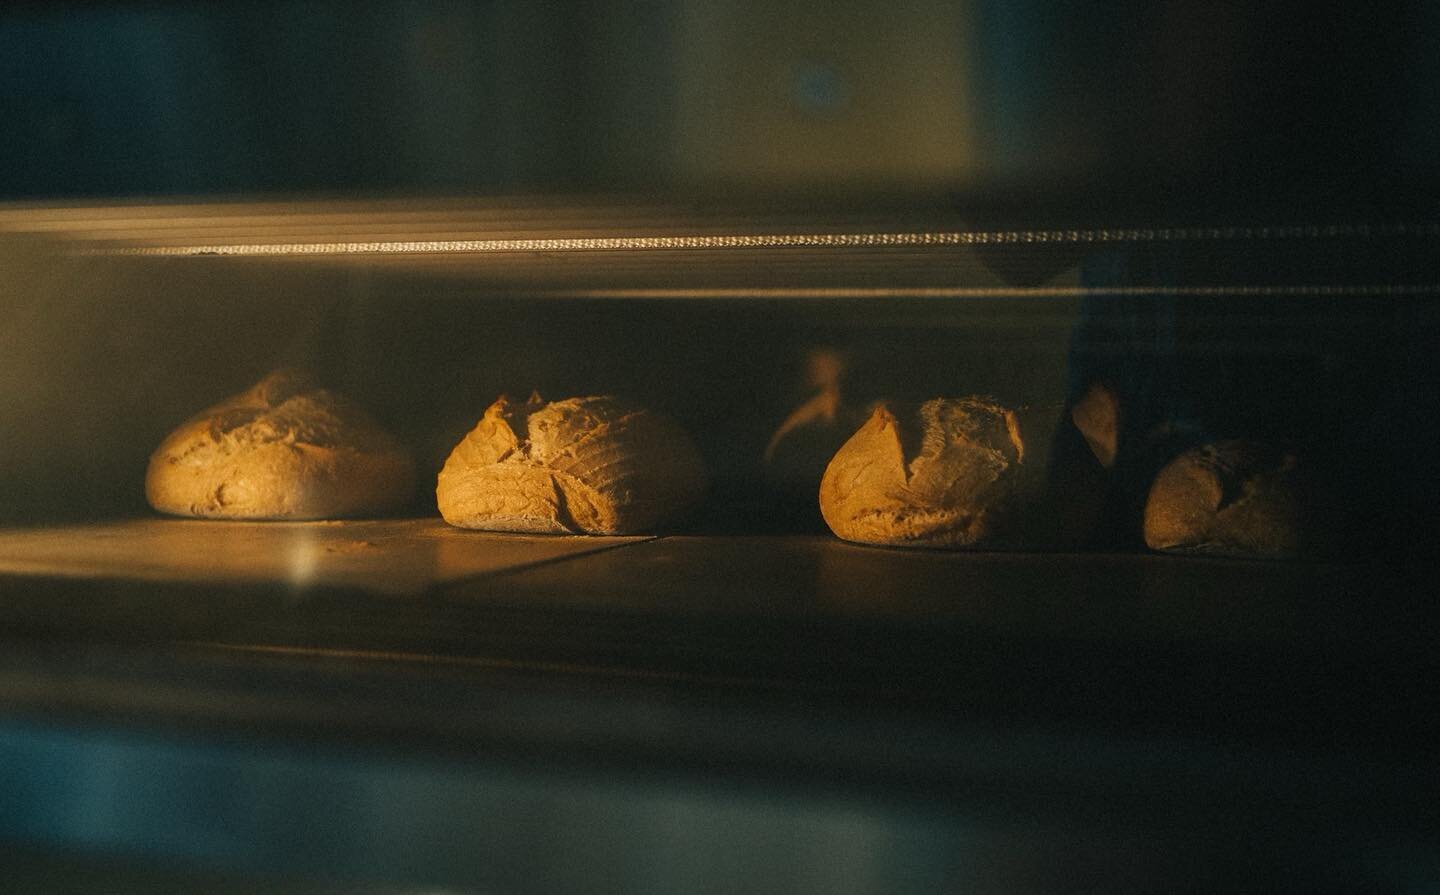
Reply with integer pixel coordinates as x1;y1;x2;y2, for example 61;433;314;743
145;370;414;520
818;396;1039;548
1143;440;1303;557
436;394;707;535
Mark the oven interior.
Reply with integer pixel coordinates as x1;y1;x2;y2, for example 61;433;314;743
4;3;1440;893
3;199;1438;894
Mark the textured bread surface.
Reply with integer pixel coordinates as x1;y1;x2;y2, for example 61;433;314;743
437;394;707;535
146;370;414;520
1143;440;1303;557
819;397;1045;548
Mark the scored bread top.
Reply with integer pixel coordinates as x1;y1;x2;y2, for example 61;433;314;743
437;393;707;535
146;369;414;520
819;396;1040;548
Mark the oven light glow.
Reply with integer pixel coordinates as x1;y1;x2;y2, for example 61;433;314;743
285;528;320;588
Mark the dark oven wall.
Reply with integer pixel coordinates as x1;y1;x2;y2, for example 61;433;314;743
1;1;1438;209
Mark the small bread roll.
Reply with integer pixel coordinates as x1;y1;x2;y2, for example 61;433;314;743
146;370;414;520
819;397;1049;548
437;394;707;534
1143;440;1303;557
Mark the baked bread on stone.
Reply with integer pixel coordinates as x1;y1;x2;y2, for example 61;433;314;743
436;393;707;535
1143;439;1303;558
818;396;1052;548
146;370;414;520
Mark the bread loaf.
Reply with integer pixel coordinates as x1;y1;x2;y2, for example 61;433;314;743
146;370;414;520
1143;440;1303;557
436;394;707;534
819;396;1051;548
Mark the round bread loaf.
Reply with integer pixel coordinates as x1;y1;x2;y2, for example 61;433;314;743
1143;440;1303;557
146;370;414;520
436;394;707;535
819;396;1043;548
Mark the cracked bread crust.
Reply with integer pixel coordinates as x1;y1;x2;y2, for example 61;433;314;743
436;394;707;535
1143;440;1303;557
145;370;414;520
818;397;1039;548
